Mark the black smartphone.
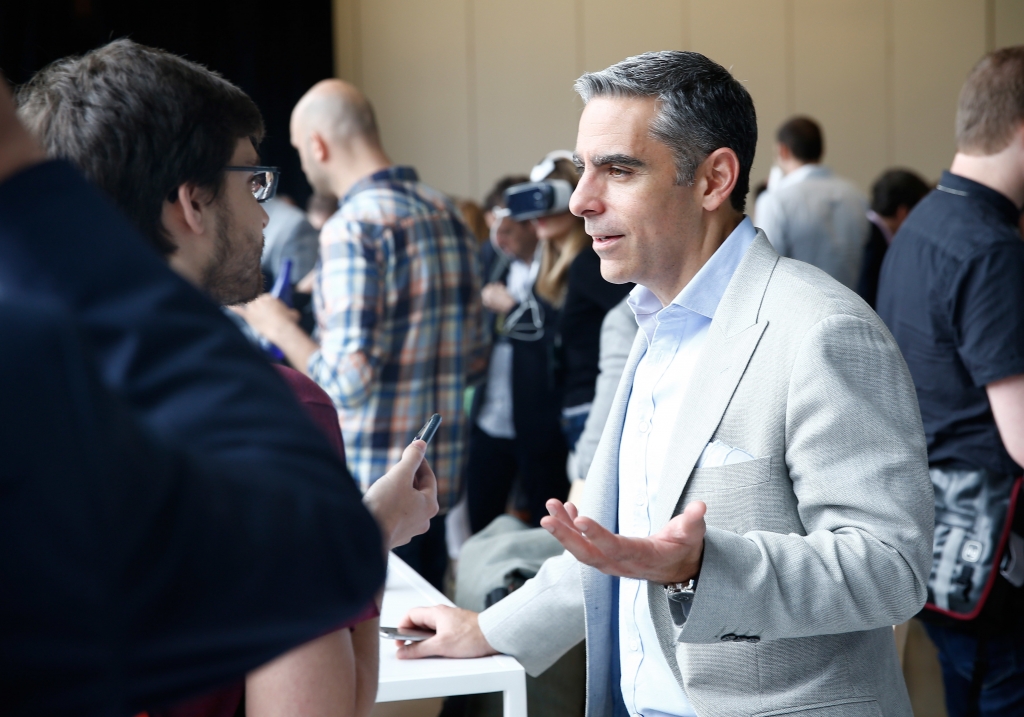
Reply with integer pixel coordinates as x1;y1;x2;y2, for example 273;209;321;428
379;626;436;642
414;413;442;445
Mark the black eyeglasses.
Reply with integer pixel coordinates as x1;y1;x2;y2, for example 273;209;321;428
224;165;280;202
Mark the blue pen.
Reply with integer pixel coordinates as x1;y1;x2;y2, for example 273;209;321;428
262;259;293;360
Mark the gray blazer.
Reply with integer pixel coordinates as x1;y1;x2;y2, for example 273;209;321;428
478;232;933;717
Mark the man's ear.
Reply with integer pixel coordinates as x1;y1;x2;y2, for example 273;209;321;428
164;182;211;238
310;132;330;163
699;147;740;213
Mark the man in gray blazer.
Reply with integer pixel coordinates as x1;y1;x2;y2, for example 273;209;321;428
398;51;933;717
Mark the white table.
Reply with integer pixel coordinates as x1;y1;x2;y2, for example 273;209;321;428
377;554;527;717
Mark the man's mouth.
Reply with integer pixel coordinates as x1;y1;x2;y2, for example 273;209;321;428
592;234;624;246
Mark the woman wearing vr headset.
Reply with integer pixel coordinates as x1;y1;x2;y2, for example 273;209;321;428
465;167;569;534
466;153;632;534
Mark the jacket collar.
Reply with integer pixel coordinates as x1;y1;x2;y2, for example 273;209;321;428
937;171;1021;227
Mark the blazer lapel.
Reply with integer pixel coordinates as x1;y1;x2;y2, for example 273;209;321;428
649;232;779;529
580;327;648;531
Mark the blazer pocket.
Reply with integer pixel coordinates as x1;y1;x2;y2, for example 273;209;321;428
753;697;881;717
689;455;771;491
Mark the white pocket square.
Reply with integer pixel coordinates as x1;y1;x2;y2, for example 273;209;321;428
696;439;755;469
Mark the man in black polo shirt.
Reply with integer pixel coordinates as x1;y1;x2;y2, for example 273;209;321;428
877;46;1024;716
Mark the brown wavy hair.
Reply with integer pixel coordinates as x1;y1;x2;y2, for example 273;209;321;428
533;158;590;307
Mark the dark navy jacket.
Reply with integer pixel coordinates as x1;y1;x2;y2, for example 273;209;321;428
0;161;385;716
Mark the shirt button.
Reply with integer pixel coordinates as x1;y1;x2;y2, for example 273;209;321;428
629;639;639;651
635;493;646;506
638;420;650;433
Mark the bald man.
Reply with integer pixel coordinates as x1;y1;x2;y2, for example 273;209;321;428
239;80;486;588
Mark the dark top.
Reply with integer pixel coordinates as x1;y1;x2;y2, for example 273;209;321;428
472;241;565;452
0;161;385;716
560;245;634;408
855;220;888;309
877;171;1024;477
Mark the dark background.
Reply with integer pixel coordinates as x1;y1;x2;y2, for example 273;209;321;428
0;0;335;206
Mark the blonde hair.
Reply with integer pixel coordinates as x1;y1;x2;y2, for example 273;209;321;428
533;159;588;307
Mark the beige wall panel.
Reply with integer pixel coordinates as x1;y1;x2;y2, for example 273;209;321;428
581;0;687;72
893;0;985;184
332;0;361;83
690;0;788;195
791;0;887;192
472;0;581;201
995;0;1024;48
358;0;472;197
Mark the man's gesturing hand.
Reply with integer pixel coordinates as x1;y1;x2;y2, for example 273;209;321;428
540;498;707;584
363;440;438;550
394;606;498;660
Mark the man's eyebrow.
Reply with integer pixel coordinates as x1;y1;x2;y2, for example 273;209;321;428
588;153;646;169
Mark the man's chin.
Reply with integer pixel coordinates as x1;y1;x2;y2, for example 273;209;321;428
209;276;264;307
597;260;632;286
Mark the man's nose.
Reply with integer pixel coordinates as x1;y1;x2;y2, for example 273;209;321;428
569;172;601;217
260;203;270;229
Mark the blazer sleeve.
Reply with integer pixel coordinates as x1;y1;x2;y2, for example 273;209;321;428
478;550;586;677
0;162;386;711
675;313;933;644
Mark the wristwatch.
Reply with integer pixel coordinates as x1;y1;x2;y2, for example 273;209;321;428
665;577;698;626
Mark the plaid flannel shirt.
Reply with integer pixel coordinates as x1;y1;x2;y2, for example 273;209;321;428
308;167;486;509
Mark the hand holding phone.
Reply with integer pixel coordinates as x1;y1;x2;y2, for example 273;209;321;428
362;420;440;550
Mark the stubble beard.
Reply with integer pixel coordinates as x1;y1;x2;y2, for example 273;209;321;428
202;202;265;306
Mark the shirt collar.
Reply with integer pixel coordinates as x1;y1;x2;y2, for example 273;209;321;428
343;165;420;204
937;171;1021;227
628;216;758;321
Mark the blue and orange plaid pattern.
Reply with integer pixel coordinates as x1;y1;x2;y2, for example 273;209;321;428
307;166;486;509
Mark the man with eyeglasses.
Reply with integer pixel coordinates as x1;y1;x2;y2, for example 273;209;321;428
15;39;437;717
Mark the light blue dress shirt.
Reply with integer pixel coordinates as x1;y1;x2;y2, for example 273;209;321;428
616;217;757;717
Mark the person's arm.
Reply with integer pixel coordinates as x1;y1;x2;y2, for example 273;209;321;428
234;218;383;406
305;219;384;409
955;245;1024;470
988;374;1024;468
234;295;320;373
395;549;585;677
246;603;381;717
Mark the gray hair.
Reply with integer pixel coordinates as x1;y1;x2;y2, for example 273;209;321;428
574;51;757;212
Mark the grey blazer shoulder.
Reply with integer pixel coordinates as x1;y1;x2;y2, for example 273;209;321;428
480;232;933;717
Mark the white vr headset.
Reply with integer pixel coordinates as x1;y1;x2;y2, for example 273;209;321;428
502;150;575;221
